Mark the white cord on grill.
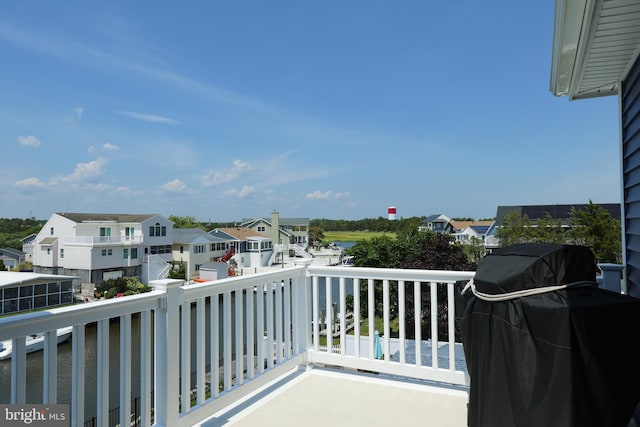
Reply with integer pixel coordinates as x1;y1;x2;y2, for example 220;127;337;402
461;278;593;302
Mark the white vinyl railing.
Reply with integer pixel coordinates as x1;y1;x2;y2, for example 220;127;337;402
0;262;474;427
64;235;143;246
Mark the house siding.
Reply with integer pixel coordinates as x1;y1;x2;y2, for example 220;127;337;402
622;53;640;296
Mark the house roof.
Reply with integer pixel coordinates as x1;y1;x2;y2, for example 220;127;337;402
241;217;310;227
20;233;37;242
450;220;494;232
173;228;217;244
56;213;160;223
494;203;621;226
0;271;79;288
214;227;268;241
550;0;640;100
0;248;25;257
39;237;58;245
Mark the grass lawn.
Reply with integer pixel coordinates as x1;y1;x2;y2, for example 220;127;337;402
323;231;396;242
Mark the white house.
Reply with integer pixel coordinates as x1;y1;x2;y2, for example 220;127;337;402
418;214;455;234
20;233;37;263
32;213;173;285
172;228;233;279
241;210;310;250
210;227;273;269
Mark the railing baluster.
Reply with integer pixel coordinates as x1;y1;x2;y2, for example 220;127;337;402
368;278;374;359
11;337;26;404
140;310;152;427
414;281;422;367
325;276;332;353
430;282;438;369
235;290;244;385
383;279;390;361
223;292;232;390
120;314;131;427
246;288;255;379
284;279;291;359
211;294;220;398
353;278;361;358
398;280;406;364
97;320;109;426
196;298;206;405
43;330;57;403
266;283;274;369
448;282;456;371
312;276;319;351
275;280;283;364
181;301;191;413
256;285;265;374
72;324;85;427
339;277;346;355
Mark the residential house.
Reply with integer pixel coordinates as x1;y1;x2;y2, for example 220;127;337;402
0;248;25;270
172;228;233;279
419;214;455;234
241;210;310;250
551;1;640;295
20;233;37;262
450;221;494;244
210;227;273;269
484;204;621;250
32;213;173;285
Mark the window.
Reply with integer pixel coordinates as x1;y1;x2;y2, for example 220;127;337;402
125;227;134;239
60;249;64;258
180;246;184;254
100;227;111;238
123;248;129;259
194;245;206;254
149;226;155;237
101;249;112;256
257;226;266;232
50;227;54;235
150;223;166;237
102;249;107;256
195;264;201;271
47;248;51;255
161;226;166;236
131;248;138;259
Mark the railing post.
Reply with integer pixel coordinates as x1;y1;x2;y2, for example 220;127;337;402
152;279;184;427
294;259;313;357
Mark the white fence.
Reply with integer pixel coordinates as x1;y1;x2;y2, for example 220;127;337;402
0;263;474;427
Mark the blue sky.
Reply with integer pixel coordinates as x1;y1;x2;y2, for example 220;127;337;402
0;1;621;222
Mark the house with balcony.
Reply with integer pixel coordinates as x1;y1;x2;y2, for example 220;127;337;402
210;227;273;269
32;213;173;286
241;210;310;250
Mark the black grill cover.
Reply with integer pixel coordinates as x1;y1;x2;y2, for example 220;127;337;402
457;243;640;427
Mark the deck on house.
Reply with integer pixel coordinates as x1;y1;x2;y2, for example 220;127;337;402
198;366;469;427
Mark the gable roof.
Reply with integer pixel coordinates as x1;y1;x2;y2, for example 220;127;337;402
450;220;494;232
56;213;160;223
173;228;216;244
551;0;640;100
0;248;25;257
214;227;268;241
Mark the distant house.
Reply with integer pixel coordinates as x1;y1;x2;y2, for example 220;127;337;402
0;248;25;270
419;214;455;234
20;233;37;262
241;211;310;249
210;227;273;269
172;228;233;279
32;213;174;285
450;221;494;244
485;203;621;250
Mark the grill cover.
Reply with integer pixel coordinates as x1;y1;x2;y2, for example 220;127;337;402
457;243;640;427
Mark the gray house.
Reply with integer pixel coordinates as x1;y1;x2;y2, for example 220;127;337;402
551;1;640;295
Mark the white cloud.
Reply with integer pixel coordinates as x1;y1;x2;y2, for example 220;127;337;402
118;111;179;124
17;135;41;147
14;177;46;188
225;185;255;198
50;157;107;185
201;159;253;187
74;106;84;120
307;190;333;200
306;190;351;200
158;178;187;193
103;143;119;151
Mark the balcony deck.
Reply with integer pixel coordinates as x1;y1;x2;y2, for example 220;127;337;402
198;366;469;427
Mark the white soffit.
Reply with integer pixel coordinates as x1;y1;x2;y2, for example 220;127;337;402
551;0;640;100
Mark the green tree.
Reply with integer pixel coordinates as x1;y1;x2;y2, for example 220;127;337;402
0;259;5;271
309;226;325;247
97;276;151;299
496;210;531;246
168;215;201;229
567;201;622;263
169;261;187;279
532;212;565;244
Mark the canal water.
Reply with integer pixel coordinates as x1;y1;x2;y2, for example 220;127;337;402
0;276;355;422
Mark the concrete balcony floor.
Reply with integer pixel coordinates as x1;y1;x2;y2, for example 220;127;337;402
199;367;469;427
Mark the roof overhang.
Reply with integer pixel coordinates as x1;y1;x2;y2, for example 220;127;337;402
550;0;640;100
